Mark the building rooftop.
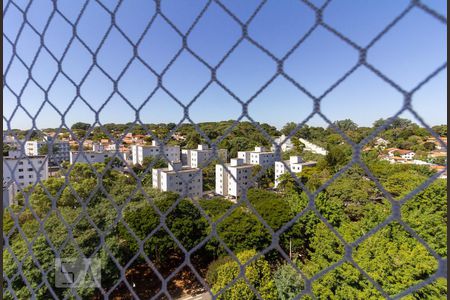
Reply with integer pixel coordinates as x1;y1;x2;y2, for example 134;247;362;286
279;160;317;167
159;166;201;174
4;155;47;160
222;163;254;169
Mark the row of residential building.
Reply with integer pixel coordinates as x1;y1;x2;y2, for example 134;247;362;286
4;133;329;168
3;132;446;206
152;145;317;199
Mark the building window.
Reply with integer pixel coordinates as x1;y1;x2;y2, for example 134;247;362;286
27;168;33;171
18;169;23;172
29;175;33;178
18;161;24;165
19;176;24;179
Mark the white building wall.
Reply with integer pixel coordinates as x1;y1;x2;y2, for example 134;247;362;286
153;166;202;198
185;146;228;168
237;151;251;164
274;157;316;187
3;156;49;205
3;182;17;208
272;135;294;152
181;149;191;166
401;152;415;160
131;144;180;165
238;147;275;168
215;164;228;196
274;161;287;188
249;152;275;167
92;143;105;152
69;151;115;164
215;159;253;198
227;166;252;197
298;138;328;155
25;140;70;165
152;169;161;189
25;141;39;156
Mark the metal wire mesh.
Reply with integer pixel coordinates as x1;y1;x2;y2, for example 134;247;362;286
3;0;447;299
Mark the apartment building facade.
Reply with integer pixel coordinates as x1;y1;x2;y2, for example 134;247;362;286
181;144;228;168
274;156;317;187
25;136;70;166
272;134;294;152
298;138;328;155
152;162;202;198
69;151;116;164
131;141;180;165
3;155;48;206
238;146;276;168
215;158;253;198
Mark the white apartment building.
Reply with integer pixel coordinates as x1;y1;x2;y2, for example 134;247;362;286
386;148;415;160
92;143;105;152
274;156;317;187
25;136;70;165
152;162;202;198
215;158;254;198
3;155;48;206
131;141;180;165
181;144;228;168
92;142;121;152
271;135;294;152
69;151;116;164
181;149;191;166
238;146;276;168
298;138;328;155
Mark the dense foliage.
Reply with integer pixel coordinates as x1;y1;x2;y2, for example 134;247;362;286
3;119;447;299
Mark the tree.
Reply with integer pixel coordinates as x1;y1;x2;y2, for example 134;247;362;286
3;144;17;156
390;118;412;130
331;119;358;132
167;122;177;131
373;118;386;129
120;195;208;266
431;125;447;136
281;122;297;136
104;157;125;169
353;223;441;296
291;138;304;155
247;189;293;232
324;145;351;171
422;141;436;151
38;143;59;155
28;129;44;141
401;179;447;256
217;205;271;253
383;171;426;200
209;249;277;300
203;159;218;191
251;166;274;189
274;262;304;300
71;122;91;131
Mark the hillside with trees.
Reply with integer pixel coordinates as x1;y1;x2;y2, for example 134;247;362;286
3;137;446;299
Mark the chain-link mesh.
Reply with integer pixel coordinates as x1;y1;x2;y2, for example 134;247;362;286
3;0;447;299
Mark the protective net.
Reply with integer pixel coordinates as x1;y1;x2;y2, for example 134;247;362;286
3;0;447;299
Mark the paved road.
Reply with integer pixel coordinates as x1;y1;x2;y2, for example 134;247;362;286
176;292;210;300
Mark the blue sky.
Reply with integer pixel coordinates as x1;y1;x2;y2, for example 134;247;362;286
3;0;447;130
